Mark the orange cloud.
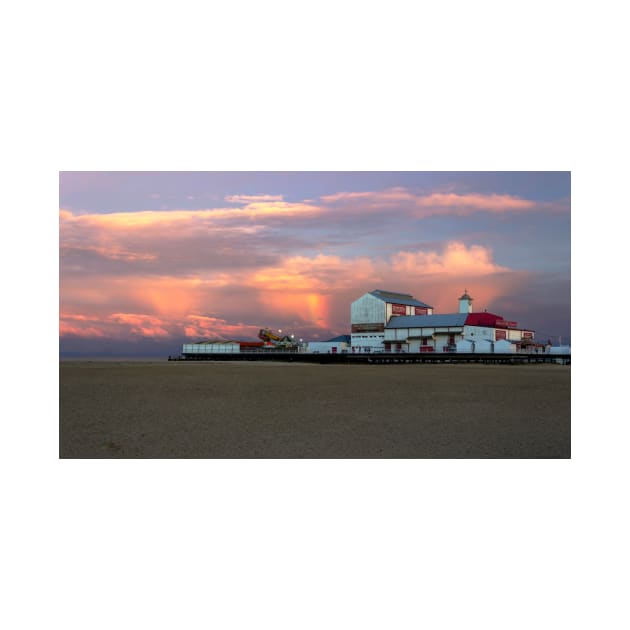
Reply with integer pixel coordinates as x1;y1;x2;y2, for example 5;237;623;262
257;291;331;329
410;273;530;317
249;254;376;291
60;275;201;318
390;242;509;276
60;201;322;233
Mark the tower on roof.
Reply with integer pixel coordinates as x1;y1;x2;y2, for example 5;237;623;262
458;289;473;314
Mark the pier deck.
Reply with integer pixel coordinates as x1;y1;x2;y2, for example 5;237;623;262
169;352;570;365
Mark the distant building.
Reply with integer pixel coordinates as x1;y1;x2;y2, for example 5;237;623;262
182;340;243;354
383;293;536;353
350;290;433;353
182;340;267;355
350;289;536;353
307;335;351;354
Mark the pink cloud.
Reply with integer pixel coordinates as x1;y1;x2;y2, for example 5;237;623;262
59;312;109;338
416;192;533;211
109;313;170;337
321;187;540;217
60;311;171;338
183;315;261;339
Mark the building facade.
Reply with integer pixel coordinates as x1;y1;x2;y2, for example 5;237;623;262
308;335;351;354
383;293;535;353
350;289;433;353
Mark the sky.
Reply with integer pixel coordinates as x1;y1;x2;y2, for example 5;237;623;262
59;171;570;356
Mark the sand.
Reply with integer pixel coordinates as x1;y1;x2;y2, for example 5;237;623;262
59;361;570;458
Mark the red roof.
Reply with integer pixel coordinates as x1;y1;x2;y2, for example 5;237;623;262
465;312;511;327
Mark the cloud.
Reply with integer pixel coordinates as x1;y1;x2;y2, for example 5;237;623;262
59;200;322;235
59;313;109;338
321;187;542;218
60;309;260;341
60;239;522;343
59;207;302;277
183;315;262;340
390;241;509;276
249;254;377;291
108;313;171;337
59;181;570;350
225;194;284;203
60;312;171;339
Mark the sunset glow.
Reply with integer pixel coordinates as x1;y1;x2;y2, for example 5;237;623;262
59;172;570;355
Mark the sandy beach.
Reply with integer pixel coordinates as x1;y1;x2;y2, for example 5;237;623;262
59;361;570;458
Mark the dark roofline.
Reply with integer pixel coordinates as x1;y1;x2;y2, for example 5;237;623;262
369;290;433;308
372;289;413;298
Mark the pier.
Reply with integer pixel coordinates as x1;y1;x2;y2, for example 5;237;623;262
168;352;570;365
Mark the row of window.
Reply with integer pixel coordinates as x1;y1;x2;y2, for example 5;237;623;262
384;335;456;347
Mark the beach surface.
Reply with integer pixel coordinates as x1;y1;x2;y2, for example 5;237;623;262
60;361;570;458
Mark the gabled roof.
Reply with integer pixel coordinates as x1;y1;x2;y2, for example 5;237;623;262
369;290;432;308
386;313;468;328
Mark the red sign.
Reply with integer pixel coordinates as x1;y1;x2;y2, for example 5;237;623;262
523;331;534;339
392;304;407;315
495;329;507;341
496;320;518;329
414;307;428;316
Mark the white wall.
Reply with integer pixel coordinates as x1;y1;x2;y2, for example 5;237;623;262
463;325;495;341
308;341;349;353
350;334;385;352
495;340;516;353
474;339;494;353
182;343;240;354
350;293;386;325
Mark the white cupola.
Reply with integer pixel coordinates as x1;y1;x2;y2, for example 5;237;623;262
458;290;473;314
